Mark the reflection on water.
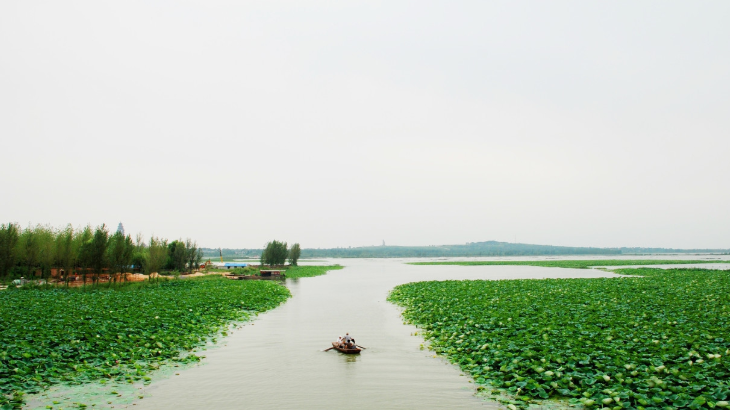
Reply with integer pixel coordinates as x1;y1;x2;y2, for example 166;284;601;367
132;258;660;410
339;353;359;364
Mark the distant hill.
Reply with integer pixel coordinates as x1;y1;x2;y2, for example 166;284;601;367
201;241;728;259
298;241;623;258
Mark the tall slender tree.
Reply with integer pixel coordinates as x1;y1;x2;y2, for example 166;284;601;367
148;236;168;275
185;239;203;273
19;227;40;279
0;223;19;278
288;243;301;266
36;225;55;281
54;225;76;285
76;225;94;284
108;231;134;282
88;224;109;284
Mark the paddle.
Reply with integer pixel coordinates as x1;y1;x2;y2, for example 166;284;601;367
356;345;367;349
323;347;334;352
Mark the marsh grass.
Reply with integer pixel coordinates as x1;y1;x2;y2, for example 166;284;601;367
408;259;730;269
283;265;343;278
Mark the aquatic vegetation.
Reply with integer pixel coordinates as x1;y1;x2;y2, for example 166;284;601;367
408;259;730;269
388;268;730;409
284;265;343;279
0;276;290;408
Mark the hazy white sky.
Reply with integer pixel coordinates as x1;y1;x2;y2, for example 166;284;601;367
1;1;729;249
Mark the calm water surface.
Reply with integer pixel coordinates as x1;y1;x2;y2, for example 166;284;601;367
133;258;630;410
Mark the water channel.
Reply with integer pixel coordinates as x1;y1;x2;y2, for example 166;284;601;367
130;258;636;410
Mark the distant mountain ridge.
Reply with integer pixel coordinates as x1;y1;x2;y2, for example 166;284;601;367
202;241;729;259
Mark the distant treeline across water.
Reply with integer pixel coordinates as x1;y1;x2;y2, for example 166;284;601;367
202;241;729;259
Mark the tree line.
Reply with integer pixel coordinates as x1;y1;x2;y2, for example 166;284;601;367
204;240;626;259
261;240;301;266
300;241;622;258
0;223;203;283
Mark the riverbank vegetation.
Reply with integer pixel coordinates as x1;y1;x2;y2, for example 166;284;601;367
0;223;203;283
0;276;290;408
226;265;342;279
259;240;301;266
284;265;343;278
388;268;730;409
408;259;730;269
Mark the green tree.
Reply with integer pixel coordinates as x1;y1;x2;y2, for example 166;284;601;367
263;240;288;266
88;224;110;284
131;233;149;273
288;243;301;266
76;225;94;284
54;225;77;285
148;236;168;274
169;240;188;272
0;223;19;279
108;231;134;282
185;239;203;273
18;226;40;279
36;225;56;281
131;250;149;274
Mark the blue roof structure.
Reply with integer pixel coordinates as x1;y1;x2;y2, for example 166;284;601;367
224;263;248;268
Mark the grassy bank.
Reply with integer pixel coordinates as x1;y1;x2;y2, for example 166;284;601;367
408;259;730;269
388;268;730;409
284;265;343;278
0;276;290;408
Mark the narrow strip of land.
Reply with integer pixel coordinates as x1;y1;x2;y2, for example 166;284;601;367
408;259;730;269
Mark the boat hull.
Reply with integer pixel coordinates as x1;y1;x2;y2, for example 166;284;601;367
332;342;361;354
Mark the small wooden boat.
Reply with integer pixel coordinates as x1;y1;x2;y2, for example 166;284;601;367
331;342;361;354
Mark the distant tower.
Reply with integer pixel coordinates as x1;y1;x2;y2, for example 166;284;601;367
382;240;385;246
117;222;125;236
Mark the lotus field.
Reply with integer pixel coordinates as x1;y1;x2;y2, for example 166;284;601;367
0;277;290;408
388;268;730;409
284;264;343;278
408;260;730;269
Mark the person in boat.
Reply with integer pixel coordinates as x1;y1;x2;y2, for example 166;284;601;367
344;333;356;349
336;335;343;347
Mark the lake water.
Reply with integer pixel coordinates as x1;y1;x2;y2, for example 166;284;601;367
131;258;647;410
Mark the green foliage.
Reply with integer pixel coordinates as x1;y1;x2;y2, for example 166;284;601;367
185;239;203;273
0;276;290;407
167;240;187;271
283;265;342;279
107;232;134;279
409;259;730;269
388;268;730;409
147;236;168;274
288;243;301;266
0;223;19;278
230;266;258;275
131;251;149;274
18;227;40;276
54;225;77;284
87;225;110;278
262;240;288;266
165;239;201;273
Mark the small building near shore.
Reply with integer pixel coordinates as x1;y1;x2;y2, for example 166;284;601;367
223;263;248;269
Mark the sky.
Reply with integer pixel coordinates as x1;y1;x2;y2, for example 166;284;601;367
1;1;729;250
